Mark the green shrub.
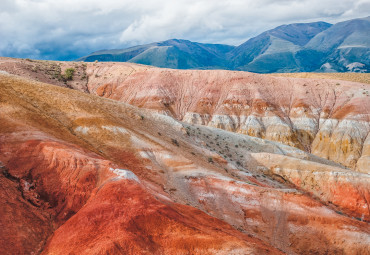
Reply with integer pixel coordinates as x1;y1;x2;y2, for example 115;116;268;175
63;68;75;80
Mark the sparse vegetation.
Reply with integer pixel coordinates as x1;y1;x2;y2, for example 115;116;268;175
63;68;75;81
171;139;179;147
163;102;170;107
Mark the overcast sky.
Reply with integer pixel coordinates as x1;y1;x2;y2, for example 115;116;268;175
1;0;369;60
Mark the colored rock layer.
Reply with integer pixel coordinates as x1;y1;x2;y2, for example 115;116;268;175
1;58;369;173
0;72;369;255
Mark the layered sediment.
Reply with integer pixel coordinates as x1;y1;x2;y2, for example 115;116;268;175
0;60;369;254
1;58;369;170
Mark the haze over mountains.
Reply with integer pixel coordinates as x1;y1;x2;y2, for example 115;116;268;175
79;16;370;73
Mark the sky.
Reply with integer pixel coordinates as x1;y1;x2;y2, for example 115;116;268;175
0;0;369;60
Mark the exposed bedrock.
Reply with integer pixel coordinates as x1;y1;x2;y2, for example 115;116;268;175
0;74;284;254
0;59;369;170
41;178;280;255
81;63;370;171
184;175;370;255
0;133;281;255
250;153;370;221
0;136;116;254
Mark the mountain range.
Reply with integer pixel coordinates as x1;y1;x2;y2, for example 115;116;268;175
79;16;370;73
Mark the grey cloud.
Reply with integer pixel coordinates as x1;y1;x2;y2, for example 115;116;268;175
0;0;368;60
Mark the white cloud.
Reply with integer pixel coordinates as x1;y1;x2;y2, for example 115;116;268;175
0;0;368;60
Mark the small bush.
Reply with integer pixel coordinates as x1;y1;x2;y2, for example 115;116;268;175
63;68;75;80
171;139;179;147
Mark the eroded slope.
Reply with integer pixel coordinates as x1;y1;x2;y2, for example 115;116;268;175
0;73;369;255
85;62;370;171
2;58;370;172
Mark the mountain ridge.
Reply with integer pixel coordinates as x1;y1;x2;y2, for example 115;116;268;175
79;17;370;73
79;39;235;69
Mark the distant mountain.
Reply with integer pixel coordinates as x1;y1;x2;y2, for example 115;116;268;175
78;39;235;69
229;22;332;72
79;17;370;73
305;16;370;72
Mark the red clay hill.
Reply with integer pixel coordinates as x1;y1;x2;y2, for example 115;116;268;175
0;58;369;254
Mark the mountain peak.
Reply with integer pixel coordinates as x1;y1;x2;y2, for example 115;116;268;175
267;21;332;46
